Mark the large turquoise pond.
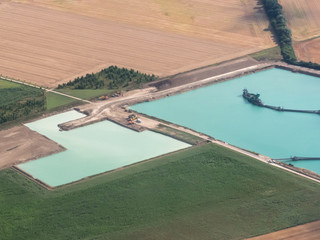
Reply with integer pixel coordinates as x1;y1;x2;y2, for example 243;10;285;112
132;68;320;174
19;111;190;187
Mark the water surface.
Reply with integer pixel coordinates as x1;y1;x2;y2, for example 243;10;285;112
132;68;320;173
19;111;190;187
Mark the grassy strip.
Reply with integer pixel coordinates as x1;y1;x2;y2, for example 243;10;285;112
250;46;282;61
56;89;114;100
152;124;205;145
0;79;22;89
1;144;320;240
45;92;79;110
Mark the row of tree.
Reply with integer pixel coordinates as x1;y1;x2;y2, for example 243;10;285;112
57;66;158;90
262;0;296;62
261;0;320;70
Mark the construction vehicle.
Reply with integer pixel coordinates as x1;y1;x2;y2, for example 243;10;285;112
98;95;109;100
127;114;137;121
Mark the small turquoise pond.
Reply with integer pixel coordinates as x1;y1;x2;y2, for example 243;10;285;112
132;68;320;174
19;111;190;187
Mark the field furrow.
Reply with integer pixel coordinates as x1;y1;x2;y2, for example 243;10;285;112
0;0;274;87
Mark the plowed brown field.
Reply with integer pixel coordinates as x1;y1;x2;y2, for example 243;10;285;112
294;38;320;64
247;220;320;240
280;0;320;41
280;0;320;64
1;0;274;88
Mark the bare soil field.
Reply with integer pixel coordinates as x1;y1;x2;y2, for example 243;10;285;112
279;0;320;64
247;220;320;240
294;38;320;64
0;0;274;88
280;0;320;41
11;0;274;45
0;126;65;169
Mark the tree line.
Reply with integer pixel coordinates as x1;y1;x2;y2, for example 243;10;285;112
261;0;320;70
57;66;158;90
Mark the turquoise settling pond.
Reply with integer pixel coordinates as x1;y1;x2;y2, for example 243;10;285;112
19;111;190;187
132;68;320;174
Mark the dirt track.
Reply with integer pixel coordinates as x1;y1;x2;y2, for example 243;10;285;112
0;0;274;88
0;126;65;169
247;220;320;240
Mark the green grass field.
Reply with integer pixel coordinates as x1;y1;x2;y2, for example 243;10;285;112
56;89;114;100
0;79;83;111
250;46;282;61
0;79;85;126
153;124;205;145
0;79;46;125
46;92;80;110
0;79;22;89
0;79;44;106
1;144;320;240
